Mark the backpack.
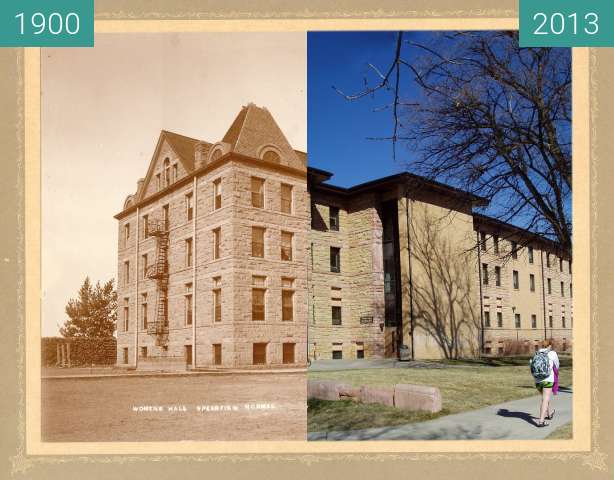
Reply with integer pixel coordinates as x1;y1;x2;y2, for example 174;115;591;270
530;350;551;381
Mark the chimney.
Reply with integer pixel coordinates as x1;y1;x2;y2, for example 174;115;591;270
195;142;209;170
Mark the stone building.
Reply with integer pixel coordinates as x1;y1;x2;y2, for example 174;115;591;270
115;104;309;370
308;169;573;361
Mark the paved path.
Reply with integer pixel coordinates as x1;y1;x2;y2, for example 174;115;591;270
309;388;572;441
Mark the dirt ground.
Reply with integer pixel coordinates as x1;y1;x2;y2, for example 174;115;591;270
42;372;306;441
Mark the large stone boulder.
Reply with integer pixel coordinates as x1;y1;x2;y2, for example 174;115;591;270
307;379;341;401
359;385;395;407
393;384;442;413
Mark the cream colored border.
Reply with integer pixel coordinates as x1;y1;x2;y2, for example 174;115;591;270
23;18;591;459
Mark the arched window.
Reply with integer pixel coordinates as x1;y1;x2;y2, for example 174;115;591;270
262;150;280;164
164;158;171;187
211;149;223;162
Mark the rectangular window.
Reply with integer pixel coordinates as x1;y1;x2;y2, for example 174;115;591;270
213;277;222;322
253;343;267;365
156;173;161;191
185;283;193;326
493;235;499;254
124;223;130;246
549;315;553;328
497;311;503;328
185;345;192;365
252;276;266;321
480;232;487;251
562;316;566;328
213;178;222;210
142;253;148;279
332;306;342;325
282;289;294;321
330;247;341;273
513;270;519;289
482;263;489;285
547;278;552;294
124;261;130;285
546;253;551;268
530;274;535;292
123;297;129;332
569;261;572;274
570;283;573;298
140;346;147;358
251;177;265;208
280;183;293;214
531;314;537;329
186;192;193;221
495;266;501;286
143;214;149;238
515;313;521;329
484;310;491;328
185;238;193;267
560;257;563;272
281;231;293;261
528;246;534;264
561;281;565;297
282;343;295;364
332;350;343;360
329;206;340;231
123;347;129;364
251;226;265;258
213;344;222;365
172;163;178;182
213;227;221;260
141;293;148;330
356;343;365;359
511;241;518;259
162;204;169;230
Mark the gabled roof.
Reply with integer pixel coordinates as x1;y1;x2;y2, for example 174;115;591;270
162;130;206;173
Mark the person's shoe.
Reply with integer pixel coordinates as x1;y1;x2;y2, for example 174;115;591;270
536;421;549;428
546;410;556;420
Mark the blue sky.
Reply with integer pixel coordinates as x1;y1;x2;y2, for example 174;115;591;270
308;31;428;187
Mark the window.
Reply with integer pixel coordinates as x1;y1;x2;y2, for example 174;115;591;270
143;214;149;238
164;158;171;187
263;150;280;163
569;261;572;274
512;270;519;289
124;223;130;246
356;343;365;359
124;261;130;285
330;247;341;273
282;343;295;364
141;293;148;330
511;241;518;259
332;306;342;325
481;263;489;285
530;274;535;292
185;238;193;267
493;235;499;254
560;281;565;297
252;276;266;321
531;314;537;329
140;346;147;358
546;253;551;268
484;310;491;328
497;311;503;327
570;283;573;298
282;289;294;321
213;344;222;365
515;313;521;329
528;246;534;264
495;266;501;286
142;253;148;279
281;231;293;261
251;227;265;258
253;343;267;365
212;276;222;322
123;347;129;364
480;232;487;251
562;316;566;328
172;163;178;182
560;257;563;272
123;298;129;332
332;349;343;360
213;178;222;210
186;192;193;221
329;206;340;231
162;204;169;230
251;177;265;208
280;183;292;214
185;345;192;365
549;315;553;328
185;283;193;326
213;227;221;260
547;278;552;294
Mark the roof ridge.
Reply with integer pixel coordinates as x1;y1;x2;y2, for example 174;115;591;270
161;130;206;143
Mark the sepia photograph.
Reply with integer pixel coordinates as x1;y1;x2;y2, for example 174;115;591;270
306;31;573;441
40;31;308;441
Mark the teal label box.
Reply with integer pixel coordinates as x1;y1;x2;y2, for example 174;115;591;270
0;0;94;47
520;0;614;47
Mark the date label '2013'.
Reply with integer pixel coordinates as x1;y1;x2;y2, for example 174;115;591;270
533;12;599;36
15;12;80;35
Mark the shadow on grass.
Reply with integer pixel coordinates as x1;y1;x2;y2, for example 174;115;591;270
438;356;573;368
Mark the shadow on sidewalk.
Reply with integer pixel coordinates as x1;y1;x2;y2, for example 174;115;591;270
496;408;537;426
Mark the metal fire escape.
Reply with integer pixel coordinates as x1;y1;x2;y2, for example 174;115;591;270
146;219;169;346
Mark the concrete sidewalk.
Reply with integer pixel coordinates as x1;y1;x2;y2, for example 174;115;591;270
309;388;572;441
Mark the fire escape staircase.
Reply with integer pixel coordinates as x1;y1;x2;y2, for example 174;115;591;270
146;220;170;346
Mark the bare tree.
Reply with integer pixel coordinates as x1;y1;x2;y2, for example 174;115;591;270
335;31;571;252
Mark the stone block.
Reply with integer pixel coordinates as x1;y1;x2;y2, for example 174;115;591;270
359;385;395;407
393;384;442;413
307;379;340;401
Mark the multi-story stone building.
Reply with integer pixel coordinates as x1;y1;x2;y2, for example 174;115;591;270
308;169;572;361
115;104;309;370
115;103;572;369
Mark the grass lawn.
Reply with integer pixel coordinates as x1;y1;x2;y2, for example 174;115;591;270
308;356;572;432
546;422;573;439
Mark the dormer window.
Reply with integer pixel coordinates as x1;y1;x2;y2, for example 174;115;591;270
212;149;223;162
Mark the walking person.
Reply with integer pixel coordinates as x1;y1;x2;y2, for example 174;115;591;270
530;339;560;427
